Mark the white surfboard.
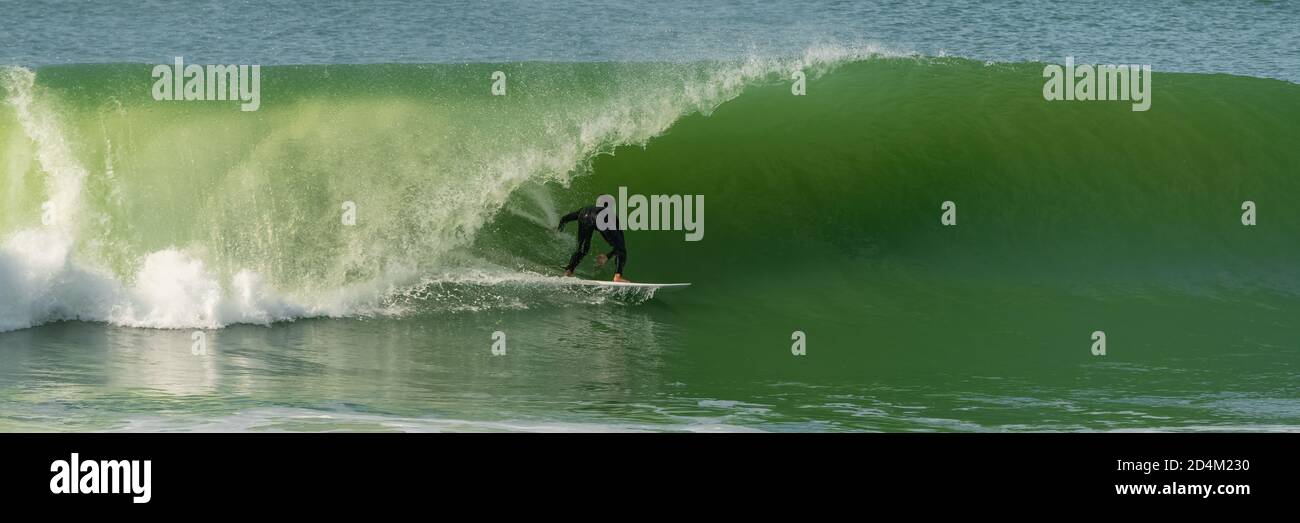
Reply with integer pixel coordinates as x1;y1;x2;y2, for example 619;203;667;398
561;279;691;292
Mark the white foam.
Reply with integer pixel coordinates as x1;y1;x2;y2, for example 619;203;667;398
0;238;318;332
107;250;312;329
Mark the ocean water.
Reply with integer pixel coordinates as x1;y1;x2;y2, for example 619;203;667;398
1;1;1299;432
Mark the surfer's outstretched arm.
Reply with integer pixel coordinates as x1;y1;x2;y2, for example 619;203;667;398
557;211;580;231
564;221;595;275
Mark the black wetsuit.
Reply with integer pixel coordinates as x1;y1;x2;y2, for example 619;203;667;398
559;205;627;274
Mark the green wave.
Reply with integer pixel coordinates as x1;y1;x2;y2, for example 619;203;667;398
2;56;1299;342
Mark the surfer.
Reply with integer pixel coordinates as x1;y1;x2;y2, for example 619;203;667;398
558;202;628;282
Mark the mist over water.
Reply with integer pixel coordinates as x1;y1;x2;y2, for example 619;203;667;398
2;2;1299;431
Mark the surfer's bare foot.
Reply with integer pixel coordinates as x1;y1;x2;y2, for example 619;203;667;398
613;274;628;283
564;270;574;277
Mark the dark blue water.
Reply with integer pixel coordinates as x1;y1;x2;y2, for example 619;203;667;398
3;0;1298;81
